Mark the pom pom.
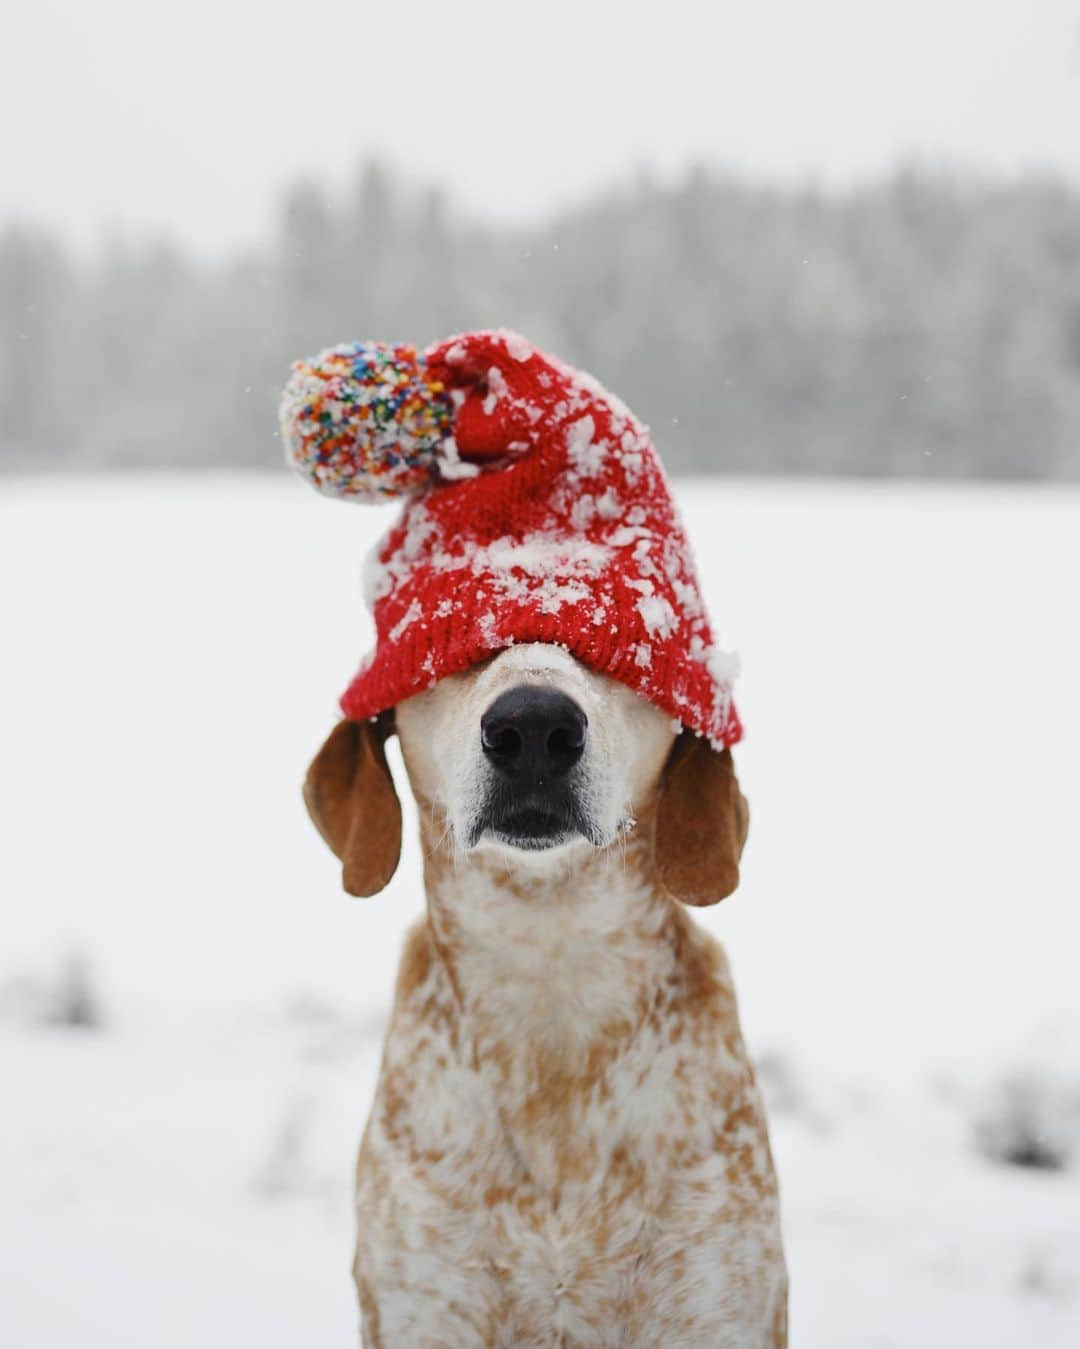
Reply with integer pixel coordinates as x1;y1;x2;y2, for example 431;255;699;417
280;341;454;502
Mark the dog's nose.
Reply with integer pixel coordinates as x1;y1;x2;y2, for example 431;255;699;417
481;686;587;781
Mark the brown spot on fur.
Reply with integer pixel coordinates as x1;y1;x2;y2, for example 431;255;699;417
395;920;434;1001
355;1269;383;1348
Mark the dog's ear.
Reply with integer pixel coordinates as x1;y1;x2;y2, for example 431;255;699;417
653;735;749;907
303;714;402;897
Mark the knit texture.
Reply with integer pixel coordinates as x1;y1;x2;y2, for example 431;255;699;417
282;329;741;748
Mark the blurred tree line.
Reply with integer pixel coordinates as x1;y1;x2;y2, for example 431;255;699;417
3;162;1080;478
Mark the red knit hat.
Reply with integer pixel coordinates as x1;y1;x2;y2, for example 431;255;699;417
280;330;741;748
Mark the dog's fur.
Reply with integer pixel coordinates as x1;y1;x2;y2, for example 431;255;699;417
306;644;787;1347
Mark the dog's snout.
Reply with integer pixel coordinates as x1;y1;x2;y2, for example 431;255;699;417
481;686;587;781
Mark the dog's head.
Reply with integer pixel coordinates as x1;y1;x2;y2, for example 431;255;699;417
304;643;748;907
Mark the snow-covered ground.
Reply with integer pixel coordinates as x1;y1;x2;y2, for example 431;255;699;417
2;474;1078;1347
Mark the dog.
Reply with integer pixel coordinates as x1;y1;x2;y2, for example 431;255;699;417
304;641;787;1347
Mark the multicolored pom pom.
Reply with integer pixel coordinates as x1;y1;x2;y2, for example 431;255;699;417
280;341;454;502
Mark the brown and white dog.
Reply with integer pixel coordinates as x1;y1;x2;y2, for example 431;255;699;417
305;642;787;1347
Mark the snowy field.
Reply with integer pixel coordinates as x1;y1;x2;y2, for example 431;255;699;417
2;473;1078;1347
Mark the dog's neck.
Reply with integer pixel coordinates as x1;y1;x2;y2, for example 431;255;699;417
414;806;702;1194
417;809;679;1068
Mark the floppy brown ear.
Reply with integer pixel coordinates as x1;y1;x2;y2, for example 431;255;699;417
653;735;749;907
303;714;402;897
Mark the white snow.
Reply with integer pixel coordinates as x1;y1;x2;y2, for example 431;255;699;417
503;331;534;362
478;534;611;577
1;474;1079;1347
606;523;653;547
388;597;422;642
415;532;615;617
566;413;605;476
705;645;741;687
596;489;622;519
635;592;678;638
476;610;499;646
434;436;480;480
484;363;508;411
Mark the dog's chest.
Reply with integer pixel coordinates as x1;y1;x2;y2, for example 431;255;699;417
354;919;784;1345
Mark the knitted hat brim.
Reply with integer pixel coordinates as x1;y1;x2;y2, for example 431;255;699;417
340;566;741;749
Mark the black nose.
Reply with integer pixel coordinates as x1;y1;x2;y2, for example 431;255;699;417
481;686;587;781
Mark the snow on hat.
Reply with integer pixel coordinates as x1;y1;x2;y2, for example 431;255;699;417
280;329;741;747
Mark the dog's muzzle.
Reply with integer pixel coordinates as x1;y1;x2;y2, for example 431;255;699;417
471;685;594;850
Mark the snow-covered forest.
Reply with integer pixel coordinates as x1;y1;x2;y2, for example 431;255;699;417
4;163;1080;480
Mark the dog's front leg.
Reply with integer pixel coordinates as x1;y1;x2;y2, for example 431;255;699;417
353;1161;513;1348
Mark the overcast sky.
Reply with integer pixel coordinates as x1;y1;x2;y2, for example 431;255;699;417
3;0;1079;256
